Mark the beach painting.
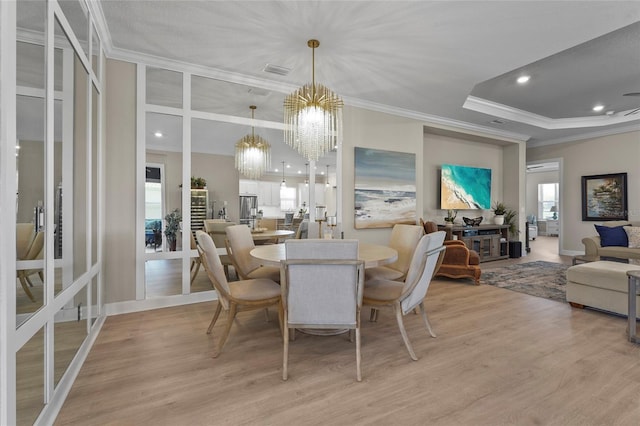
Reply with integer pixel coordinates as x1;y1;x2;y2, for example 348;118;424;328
440;164;491;210
354;147;416;229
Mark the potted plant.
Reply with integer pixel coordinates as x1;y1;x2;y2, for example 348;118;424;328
444;209;457;226
164;208;182;251
190;176;207;189
504;208;519;240
492;202;507;225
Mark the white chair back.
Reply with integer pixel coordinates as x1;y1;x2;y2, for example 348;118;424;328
283;239;362;327
196;231;231;310
400;231;446;314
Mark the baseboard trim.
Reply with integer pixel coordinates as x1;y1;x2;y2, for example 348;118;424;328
561;249;583;257
105;291;218;316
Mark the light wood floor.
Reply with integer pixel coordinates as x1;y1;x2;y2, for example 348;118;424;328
55;236;640;425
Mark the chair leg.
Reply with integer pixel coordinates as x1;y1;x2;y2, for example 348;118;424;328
264;308;270;322
394;303;417;361
283;313;289;381
207;302;223;334
419;301;436;338
355;326;362;382
369;308;378;322
25;275;35;288
213;303;237;358
18;275;36;302
38;271;44;282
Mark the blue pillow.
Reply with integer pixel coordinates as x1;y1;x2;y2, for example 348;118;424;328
594;225;628;247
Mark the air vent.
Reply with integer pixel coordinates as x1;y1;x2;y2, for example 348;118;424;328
263;63;291;76
247;87;270;97
490;119;507;125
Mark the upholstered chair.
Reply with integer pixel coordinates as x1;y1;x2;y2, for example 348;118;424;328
205;221;236;279
196;231;281;358
189;232;203;285
225;225;281;282
16;231;45;302
280;239;365;381
364;231;446;361
421;219;481;285
365;224;424;281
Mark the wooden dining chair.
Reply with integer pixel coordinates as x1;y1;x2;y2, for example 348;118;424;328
196;231;281;358
364;231;446;361
16;231;44;302
280;239;365;381
365;224;424;282
224;224;281;282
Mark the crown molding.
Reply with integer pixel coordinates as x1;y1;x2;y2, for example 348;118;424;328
464;96;640;130
527;123;640;148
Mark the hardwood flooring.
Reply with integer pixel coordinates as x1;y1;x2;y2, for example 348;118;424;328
55;237;640;425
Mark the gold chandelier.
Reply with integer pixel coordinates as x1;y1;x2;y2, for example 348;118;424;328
284;39;343;161
235;105;271;179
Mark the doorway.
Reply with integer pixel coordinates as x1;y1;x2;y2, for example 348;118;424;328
525;160;561;257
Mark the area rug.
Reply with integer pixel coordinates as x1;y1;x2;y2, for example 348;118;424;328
481;261;568;303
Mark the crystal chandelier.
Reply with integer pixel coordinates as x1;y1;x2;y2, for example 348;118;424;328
235;105;271;179
284;39;343;162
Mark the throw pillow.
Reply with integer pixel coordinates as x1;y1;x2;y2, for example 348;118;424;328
594;224;628;247
624;226;640;248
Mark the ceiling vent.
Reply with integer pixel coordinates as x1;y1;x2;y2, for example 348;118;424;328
490;119;507;125
263;63;291;76
247;87;270;97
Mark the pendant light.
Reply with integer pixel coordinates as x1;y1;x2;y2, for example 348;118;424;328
235;105;271;179
280;161;286;187
284;39;343;161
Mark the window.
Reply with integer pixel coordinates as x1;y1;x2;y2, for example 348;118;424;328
280;187;296;211
538;183;559;220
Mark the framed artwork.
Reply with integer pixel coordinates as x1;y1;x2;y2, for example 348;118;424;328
354;147;416;229
581;172;628;221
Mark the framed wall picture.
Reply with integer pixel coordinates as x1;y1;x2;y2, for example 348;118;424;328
354;147;416;229
581;172;628;221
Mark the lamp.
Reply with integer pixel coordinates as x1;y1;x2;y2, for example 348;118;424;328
284;39;343;161
550;205;558;220
280;161;286;187
235;105;271;179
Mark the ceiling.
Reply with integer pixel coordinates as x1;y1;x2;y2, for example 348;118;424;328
84;2;640;172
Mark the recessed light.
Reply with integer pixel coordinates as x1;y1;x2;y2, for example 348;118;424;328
297;170;301;174
286;164;291;168
274;168;279;172
154;131;163;138
516;75;530;84
592;105;604;112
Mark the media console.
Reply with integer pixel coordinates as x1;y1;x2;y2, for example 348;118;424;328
438;224;510;262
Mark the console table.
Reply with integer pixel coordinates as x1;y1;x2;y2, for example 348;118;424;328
438;224;510;262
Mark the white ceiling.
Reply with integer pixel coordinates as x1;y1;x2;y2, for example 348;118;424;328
40;1;640;174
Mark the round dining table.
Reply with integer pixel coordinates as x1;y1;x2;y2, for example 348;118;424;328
250;229;295;242
250;242;398;268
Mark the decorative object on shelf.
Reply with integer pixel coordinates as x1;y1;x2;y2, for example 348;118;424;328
444;209;457;226
164;208;182;251
235;105;271;179
284;39;343;161
550;205;558;220
463;216;483;227
298;201;307;219
190;176;207;189
492;202;507;225
581;172;628;221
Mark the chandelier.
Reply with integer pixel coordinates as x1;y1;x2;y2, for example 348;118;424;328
284;39;343;161
235;105;271;179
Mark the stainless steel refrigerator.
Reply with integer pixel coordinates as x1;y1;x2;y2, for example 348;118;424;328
239;195;258;225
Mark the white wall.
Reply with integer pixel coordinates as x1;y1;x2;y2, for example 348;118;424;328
525;169;559;220
527;131;640;253
341;106;424;244
422;132;505;225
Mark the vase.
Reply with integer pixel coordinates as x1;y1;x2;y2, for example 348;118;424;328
494;215;504;225
445;222;454;227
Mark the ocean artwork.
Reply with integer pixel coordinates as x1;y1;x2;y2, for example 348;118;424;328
440;164;491;210
354;147;416;229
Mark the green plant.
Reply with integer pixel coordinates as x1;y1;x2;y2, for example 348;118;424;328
190;176;207;189
492;202;507;216
504;208;519;239
164;208;182;248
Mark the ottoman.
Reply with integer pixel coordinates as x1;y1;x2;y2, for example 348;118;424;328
566;261;640;317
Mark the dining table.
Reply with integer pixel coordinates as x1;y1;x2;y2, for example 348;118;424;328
250;242;398;268
250;229;295;242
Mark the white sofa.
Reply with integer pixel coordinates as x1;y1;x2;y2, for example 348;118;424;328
566;261;640;317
